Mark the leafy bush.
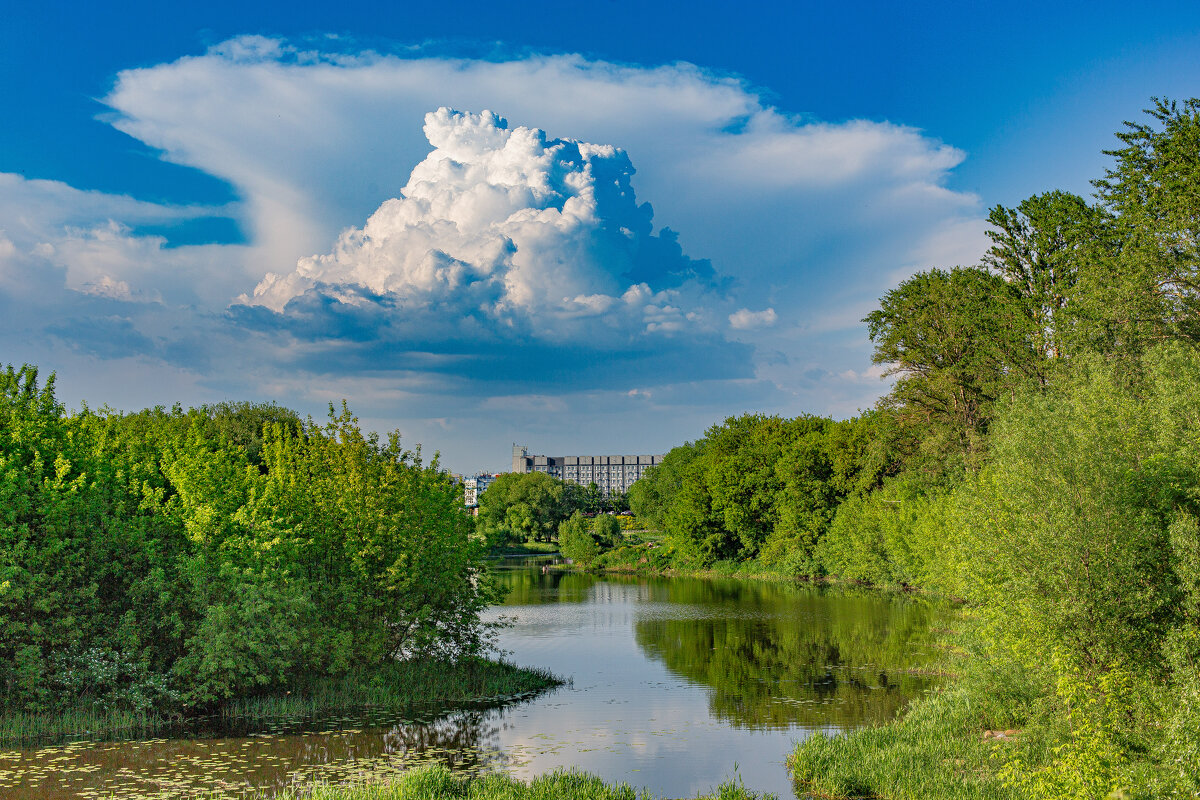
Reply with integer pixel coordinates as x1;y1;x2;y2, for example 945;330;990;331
0;367;494;715
558;511;599;565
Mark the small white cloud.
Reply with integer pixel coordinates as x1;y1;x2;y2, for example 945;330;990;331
729;307;777;330
207;35;287;63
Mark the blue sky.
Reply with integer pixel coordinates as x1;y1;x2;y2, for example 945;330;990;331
3;0;1199;472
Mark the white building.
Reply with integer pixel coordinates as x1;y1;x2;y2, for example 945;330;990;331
463;472;502;510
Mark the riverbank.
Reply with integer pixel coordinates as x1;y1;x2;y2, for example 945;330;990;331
260;762;774;799
563;539;940;598
488;541;560;557
0;657;562;746
541;554;1021;797
786;618;1119;800
789;683;1025;800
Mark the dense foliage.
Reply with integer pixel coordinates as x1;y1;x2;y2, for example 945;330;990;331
0;375;494;716
627;412;885;572
632;98;1200;797
475;470;630;549
556;511;623;565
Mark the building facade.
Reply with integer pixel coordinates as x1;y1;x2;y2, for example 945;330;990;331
463;473;502;511
511;445;663;496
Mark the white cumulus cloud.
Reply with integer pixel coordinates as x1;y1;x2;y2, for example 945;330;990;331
242;108;719;345
729;307;777;330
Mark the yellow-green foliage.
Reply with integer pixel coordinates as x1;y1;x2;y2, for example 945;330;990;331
557;511;598;564
1000;655;1133;800
801;344;1200;796
796;101;1200;798
816;476;964;592
0;366;495;718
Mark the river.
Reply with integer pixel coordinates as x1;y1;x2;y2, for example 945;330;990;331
0;561;949;799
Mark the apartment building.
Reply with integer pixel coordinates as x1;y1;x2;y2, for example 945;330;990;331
511;445;663;495
463;472;502;508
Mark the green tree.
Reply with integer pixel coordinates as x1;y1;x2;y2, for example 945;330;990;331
476;471;567;546
605;489;631;514
592;514;622;549
558;511;598;564
575;482;605;515
1094;97;1200;348
198;401;303;467
629;442;703;531
983;190;1110;361
865;267;1041;462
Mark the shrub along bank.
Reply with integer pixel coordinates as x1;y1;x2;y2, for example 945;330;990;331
0;368;555;743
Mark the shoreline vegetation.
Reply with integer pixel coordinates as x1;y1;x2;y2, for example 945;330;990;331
0;657;562;746
0;367;554;754
479;99;1200;799
255;763;775;800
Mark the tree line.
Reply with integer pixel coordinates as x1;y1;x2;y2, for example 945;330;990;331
0;379;493;716
632;98;1200;796
474;471;630;549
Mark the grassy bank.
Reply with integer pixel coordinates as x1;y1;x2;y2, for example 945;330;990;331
489;541;560;556
262;763;774;799
578;539;926;593
789;685;1027;800
0;657;562;746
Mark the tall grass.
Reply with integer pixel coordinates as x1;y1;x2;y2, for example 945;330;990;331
0;705;176;745
265;763;774;800
220;658;562;722
0;657;562;746
788;686;1037;800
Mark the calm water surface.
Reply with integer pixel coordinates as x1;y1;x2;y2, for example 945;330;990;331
0;561;949;799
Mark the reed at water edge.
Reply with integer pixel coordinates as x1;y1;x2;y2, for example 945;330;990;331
0;657;562;746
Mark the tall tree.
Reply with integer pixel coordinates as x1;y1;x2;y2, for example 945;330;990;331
475;471;567;546
983;190;1109;361
1094;97;1200;348
629;442;703;531
865;267;1040;461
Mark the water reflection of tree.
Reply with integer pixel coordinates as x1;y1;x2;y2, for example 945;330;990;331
495;569;602;605
378;706;510;771
633;579;950;729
